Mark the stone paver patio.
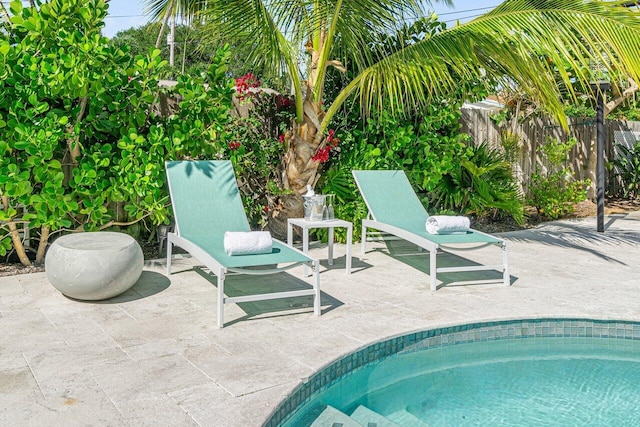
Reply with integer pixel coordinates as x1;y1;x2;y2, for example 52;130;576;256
1;212;639;426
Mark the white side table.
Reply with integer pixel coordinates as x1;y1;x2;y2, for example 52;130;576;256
287;218;352;275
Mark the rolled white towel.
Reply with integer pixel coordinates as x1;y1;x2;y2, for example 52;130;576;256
426;215;470;235
223;231;273;256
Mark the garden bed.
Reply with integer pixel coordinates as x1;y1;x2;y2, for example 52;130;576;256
2;199;639;278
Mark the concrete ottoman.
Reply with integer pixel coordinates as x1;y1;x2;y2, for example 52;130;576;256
45;232;144;300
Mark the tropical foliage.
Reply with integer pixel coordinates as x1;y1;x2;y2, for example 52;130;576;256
0;0;234;265
431;142;525;224
613;142;640;199
189;0;640;215
316;99;471;242
108;20;286;86
109;22;213;78
225;91;296;229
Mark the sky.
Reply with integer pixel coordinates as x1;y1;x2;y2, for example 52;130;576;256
103;0;505;38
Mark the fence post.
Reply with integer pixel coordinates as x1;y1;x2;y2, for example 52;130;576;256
591;81;610;233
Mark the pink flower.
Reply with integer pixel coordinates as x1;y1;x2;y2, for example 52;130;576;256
278;134;285;143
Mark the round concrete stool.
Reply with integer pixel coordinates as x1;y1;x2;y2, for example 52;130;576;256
45;232;144;300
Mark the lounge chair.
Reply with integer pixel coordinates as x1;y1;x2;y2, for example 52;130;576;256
165;160;321;327
352;170;509;290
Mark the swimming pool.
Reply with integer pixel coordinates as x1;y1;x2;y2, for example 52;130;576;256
264;319;640;426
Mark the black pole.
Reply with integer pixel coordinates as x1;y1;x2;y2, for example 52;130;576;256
590;81;610;233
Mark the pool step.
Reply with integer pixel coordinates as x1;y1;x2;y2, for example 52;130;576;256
310;405;361;427
310;404;410;427
392;409;432;427
350;405;401;426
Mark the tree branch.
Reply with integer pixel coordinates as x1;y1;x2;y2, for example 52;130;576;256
69;96;88;164
1;196;31;266
35;225;49;265
326;60;347;74
0;2;12;29
605;78;639;116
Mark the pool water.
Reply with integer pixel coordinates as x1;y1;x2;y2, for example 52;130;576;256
283;337;640;426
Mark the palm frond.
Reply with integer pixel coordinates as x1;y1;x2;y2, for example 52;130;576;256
143;0;206;22
327;0;640;129
319;167;353;202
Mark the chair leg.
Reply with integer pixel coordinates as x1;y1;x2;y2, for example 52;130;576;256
217;271;225;328
502;241;510;286
313;260;321;316
361;223;367;254
346;225;352;275
166;236;173;276
429;250;437;291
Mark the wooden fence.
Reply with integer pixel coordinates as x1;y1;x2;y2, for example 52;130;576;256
460;108;640;198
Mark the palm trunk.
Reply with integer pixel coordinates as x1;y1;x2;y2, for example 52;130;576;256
268;99;328;239
283;106;325;193
155;0;175;49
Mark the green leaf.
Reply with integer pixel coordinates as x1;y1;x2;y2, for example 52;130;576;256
13;141;29;150
10;15;24;26
9;0;22;16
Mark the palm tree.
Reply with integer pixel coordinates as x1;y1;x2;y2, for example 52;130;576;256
196;0;640;197
143;0;206;49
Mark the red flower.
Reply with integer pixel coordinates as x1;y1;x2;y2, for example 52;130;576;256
275;95;293;108
229;141;241;150
263;205;270;212
311;146;331;163
311;130;342;163
326;129;340;147
278;134;285;143
234;73;261;101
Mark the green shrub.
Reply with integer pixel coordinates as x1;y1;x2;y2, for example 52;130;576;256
499;131;523;163
430;142;525;224
317;102;469;242
225;92;294;227
0;0;234;265
613;142;640;199
528;137;590;219
529;172;590;219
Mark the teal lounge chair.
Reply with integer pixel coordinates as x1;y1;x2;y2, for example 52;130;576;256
353;170;509;290
165;160;321;327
